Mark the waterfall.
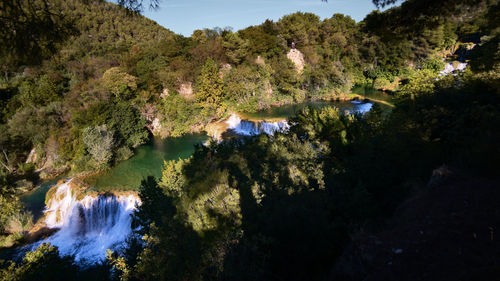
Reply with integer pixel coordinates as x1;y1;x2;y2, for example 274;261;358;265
31;179;140;265
350;101;373;114
440;62;468;76
225;114;290;136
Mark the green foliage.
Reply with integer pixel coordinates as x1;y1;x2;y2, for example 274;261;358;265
0;243;79;281
116;146;134;161
82;124;114;169
1;1;499;279
100;67;138;99
238;21;282;58
399;69;438;97
115;177;202;281
278;12;320;46
222;32;248;64
421;56;446;73
196;58;224;106
0;0;76;69
0;195;31;237
158;94;203;137
222;64;271;112
18;75;61;107
373;77;392;90
2;0;493;178
7;102;64;147
106;103;149;148
121;64;500;280
159;159;187;198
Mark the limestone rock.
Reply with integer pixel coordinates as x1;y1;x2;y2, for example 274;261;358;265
255;55;265;66
160;88;169;99
151;117;162;135
287;48;305;73
179;82;194;99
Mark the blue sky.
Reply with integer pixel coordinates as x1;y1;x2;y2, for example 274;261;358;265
141;0;386;36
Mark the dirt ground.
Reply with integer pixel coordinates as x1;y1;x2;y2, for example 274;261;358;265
331;174;500;281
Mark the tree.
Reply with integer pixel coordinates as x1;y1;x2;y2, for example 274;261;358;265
0;0;76;76
100;67;138;99
373;77;392;91
196;58;224;106
115;177;202;281
18;75;60;107
222;32;248;64
117;0;161;13
0;243;79;281
278;12;321;46
82;124;114;168
106;103;149;148
399;69;437;97
0;195;32;237
159;159;186;198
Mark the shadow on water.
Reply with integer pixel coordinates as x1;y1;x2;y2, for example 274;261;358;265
21;177;63;221
84;133;208;191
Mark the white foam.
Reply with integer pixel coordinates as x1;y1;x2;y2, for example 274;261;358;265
352;102;373;114
32;180;140;265
225;114;289;136
440;62;468;76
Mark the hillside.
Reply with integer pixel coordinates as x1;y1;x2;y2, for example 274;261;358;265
332;172;500;281
0;0;499;279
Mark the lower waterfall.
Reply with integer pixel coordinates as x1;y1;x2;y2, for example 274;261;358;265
31;180;140;265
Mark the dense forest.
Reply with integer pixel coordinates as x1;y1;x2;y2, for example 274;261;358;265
0;0;499;280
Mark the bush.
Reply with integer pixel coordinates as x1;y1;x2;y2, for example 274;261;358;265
116;146;134;161
82;125;114;169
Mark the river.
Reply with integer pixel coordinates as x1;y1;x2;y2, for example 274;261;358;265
22;94;393;216
19;93;392;264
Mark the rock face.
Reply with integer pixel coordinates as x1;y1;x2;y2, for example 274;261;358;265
220;63;232;78
151;117;162;135
179;82;194;99
160;87;169;99
141;104;160;135
25;139;68;179
26;148;37;164
287;48;305;73
255;55;265;66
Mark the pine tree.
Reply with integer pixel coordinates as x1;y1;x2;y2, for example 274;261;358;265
196;58;224;106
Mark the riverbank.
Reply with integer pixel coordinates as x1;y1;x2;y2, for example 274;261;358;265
18;90;394;226
206;94;394;140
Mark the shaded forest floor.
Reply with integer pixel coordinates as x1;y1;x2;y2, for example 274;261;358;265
332;172;500;281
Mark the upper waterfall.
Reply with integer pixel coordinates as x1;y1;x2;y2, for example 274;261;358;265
225;114;290;136
30;179;140;265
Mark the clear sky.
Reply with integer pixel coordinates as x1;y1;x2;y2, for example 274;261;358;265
141;0;384;36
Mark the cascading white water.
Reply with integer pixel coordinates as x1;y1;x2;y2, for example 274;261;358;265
31;179;140;265
440;62;468;76
225;114;290;136
350;101;373;114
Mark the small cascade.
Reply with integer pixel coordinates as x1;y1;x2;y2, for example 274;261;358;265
350;101;373;114
30;179;140;265
225;114;290;136
440;62;468;76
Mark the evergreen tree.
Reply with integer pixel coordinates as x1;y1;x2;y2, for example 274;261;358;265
196;58;224;106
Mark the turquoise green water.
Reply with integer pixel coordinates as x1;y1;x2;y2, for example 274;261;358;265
241;89;393;120
21;178;62;221
20;92;392;216
84;133;207;191
240;100;356;120
20;134;207;218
